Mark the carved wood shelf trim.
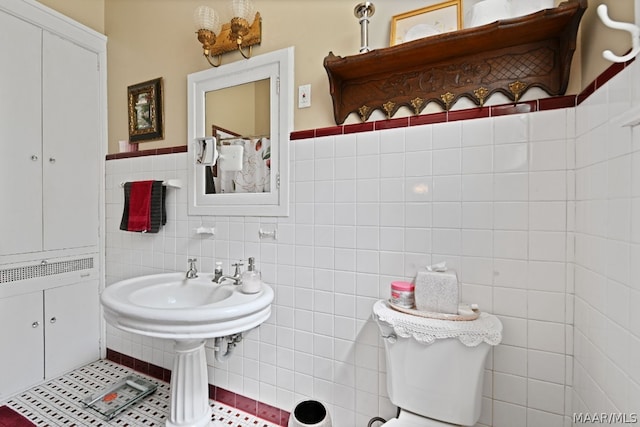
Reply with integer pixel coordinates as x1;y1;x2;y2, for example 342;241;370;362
323;0;587;125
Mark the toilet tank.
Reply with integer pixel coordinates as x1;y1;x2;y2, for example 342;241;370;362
373;300;502;426
381;329;490;426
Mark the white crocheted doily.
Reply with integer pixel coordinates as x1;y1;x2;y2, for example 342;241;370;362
373;300;503;347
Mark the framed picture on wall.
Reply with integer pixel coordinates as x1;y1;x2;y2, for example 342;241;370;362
390;0;462;46
127;77;164;142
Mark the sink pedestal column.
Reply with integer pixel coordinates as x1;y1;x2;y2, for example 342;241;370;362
167;340;212;427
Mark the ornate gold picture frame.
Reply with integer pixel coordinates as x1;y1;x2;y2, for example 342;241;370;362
127;77;164;142
390;0;462;46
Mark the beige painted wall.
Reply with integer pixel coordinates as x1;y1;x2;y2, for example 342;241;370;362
37;0;104;33
581;0;634;86
39;0;634;154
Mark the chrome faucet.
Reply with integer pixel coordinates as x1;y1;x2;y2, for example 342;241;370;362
216;261;243;285
186;258;198;279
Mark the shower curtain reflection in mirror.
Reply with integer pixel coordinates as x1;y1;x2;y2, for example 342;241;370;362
205;125;271;194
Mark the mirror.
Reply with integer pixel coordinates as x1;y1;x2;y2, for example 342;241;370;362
205;78;270;194
188;47;293;216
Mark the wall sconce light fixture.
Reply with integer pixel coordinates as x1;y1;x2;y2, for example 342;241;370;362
194;0;262;67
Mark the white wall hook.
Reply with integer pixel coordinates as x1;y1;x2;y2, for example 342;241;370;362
597;4;640;63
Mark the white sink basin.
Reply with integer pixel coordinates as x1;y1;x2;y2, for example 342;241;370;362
101;272;274;427
101;272;274;339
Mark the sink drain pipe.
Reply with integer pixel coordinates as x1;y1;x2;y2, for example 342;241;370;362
214;334;243;363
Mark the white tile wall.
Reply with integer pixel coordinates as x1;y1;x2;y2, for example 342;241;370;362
572;60;640;422
104;64;638;426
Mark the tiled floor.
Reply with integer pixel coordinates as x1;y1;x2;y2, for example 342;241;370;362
5;360;280;427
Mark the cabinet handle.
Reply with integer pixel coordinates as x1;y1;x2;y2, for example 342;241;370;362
31;155;38;161
49;157;56;163
32;321;40;328
49;317;57;324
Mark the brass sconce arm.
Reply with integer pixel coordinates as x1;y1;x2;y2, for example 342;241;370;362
196;12;262;66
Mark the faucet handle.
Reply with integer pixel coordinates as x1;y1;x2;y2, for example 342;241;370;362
188;258;197;263
231;261;244;276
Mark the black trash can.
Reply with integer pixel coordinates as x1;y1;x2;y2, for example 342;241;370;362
288;400;332;427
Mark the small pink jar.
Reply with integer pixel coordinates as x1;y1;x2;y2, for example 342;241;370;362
390;281;415;308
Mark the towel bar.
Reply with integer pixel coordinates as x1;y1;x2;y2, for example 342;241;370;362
119;179;182;188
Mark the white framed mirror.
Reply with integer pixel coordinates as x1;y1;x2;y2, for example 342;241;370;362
187;47;293;216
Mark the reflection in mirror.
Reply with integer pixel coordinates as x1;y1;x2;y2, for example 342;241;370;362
204;78;271;195
187;47;293;217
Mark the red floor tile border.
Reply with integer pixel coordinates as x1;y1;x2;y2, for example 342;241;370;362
0;406;35;427
106;60;629;158
106;349;290;426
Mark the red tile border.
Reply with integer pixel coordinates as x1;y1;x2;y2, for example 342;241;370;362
315;126;343;137
258;402;287;425
235;394;258;415
133;358;149;375
148;364;168;382
409;111;447;126
490;101;537;116
374;117;409;130
290;129;316;140
120;354;135;370
214;387;236;407
343;121;375;134
596;61;625;89
538;95;577;110
576;80;596;105
447;107;490;121
105;60;628;157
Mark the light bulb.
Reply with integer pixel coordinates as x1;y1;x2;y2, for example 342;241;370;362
229;0;255;21
194;6;221;34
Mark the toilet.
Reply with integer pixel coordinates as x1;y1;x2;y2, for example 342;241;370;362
372;300;502;426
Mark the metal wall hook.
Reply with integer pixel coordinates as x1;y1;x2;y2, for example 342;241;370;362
597;4;640;63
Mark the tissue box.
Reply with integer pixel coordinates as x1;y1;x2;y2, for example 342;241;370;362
414;269;459;314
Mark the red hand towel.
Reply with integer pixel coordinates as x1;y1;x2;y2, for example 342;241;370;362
127;180;154;232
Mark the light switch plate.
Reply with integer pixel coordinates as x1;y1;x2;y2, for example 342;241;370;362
298;84;311;108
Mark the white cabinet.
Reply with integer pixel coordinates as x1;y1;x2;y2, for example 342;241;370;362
42;32;100;252
0;8;101;257
0;0;105;401
0;292;44;399
0;280;100;399
0;10;43;255
45;280;100;379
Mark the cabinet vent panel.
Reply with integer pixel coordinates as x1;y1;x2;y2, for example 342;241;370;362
0;258;94;284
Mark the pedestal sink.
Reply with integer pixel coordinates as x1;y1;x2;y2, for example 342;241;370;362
101;272;274;427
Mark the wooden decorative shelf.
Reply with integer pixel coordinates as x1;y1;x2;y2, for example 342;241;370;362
323;0;587;124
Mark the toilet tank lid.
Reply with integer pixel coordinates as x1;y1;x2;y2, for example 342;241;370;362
373;300;503;347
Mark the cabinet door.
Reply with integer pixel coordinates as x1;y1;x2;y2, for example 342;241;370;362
44;280;100;379
0;292;44;399
0;11;43;256
42;32;100;251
